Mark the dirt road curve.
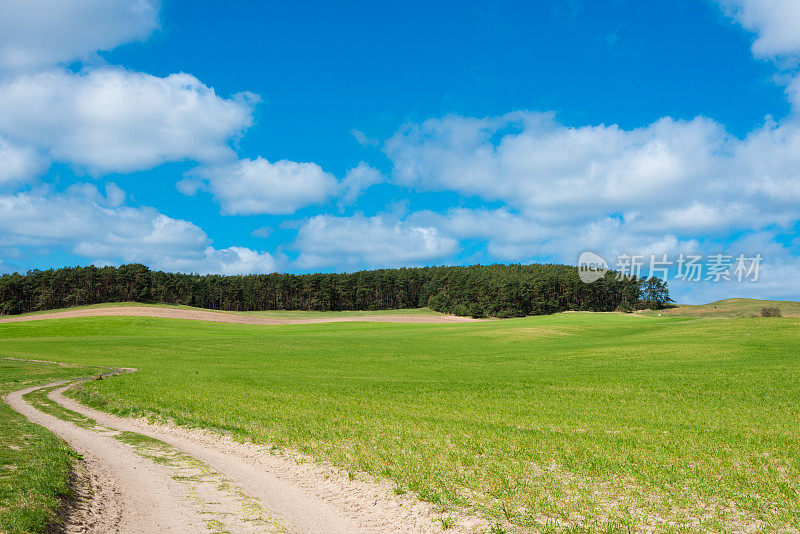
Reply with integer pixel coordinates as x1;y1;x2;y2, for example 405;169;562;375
6;380;218;533
0;306;480;325
5;370;489;533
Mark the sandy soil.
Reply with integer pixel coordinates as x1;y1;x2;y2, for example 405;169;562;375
0;306;481;325
6;380;215;533
5;368;493;533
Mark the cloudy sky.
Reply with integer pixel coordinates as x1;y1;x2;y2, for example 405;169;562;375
1;0;799;303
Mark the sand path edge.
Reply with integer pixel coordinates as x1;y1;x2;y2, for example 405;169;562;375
4;374;221;533
4;361;495;533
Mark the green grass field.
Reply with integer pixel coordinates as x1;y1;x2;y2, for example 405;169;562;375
639;298;800;318
1;311;799;532
0;360;103;533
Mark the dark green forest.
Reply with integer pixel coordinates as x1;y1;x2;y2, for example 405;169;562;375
0;263;671;318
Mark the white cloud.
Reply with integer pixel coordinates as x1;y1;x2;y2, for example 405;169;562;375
251;226;273;239
666;231;800;303
358;0;800;289
186;157;337;215
382;109;800;301
155;246;278;276
339;162;384;205
717;0;800;58
183;159;382;215
785;75;800;111
0;68;256;173
0;185;204;253
408;208;700;266
351;128;379;147
384;111;800;235
104;183;126;207
0;137;49;185
386;112;718;214
0;0;160;73
293;214;458;270
402;206;800;303
0;185;277;275
735;118;800;209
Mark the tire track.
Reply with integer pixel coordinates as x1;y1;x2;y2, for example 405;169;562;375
5;362;490;533
6;381;221;532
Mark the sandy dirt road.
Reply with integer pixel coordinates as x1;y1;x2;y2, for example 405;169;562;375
6;380;229;533
4;368;490;533
0;306;481;325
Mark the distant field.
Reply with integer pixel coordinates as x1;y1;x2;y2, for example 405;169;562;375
0;360;102;533
12;302;444;319
1;311;799;532
639;297;800;318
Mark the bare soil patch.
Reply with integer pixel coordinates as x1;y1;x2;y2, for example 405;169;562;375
0;306;481;325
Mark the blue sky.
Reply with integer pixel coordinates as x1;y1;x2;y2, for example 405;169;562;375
1;0;800;303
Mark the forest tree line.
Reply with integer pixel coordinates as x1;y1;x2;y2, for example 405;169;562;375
0;263;672;317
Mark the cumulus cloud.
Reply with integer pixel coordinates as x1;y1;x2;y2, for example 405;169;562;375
339;162;384;205
402;207;800;303
729;119;800;207
0;137;49;185
154;246;278;276
183;159;382;215
293;214;458;270
0;0;796;296
385;112;724;219
0;185;203;252
0;185;277;275
0;68;256;173
251;226;273;239
185;157;337;215
379;107;800;302
384;111;800;235
104;183;126;207
785;75;800;111
408;208;699;265
666;231;800;303
351;128;379;147
717;0;800;59
0;0;160;73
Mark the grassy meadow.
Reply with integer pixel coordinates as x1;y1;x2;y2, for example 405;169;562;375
1;311;799;532
0;359;103;533
639;298;800;318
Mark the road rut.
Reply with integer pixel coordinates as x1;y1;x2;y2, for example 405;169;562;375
5;368;489;533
